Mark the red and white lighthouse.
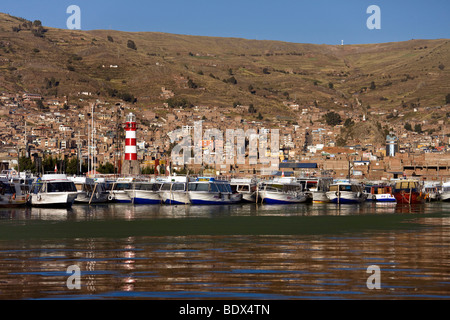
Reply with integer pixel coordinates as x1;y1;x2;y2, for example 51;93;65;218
124;113;137;161
121;112;140;175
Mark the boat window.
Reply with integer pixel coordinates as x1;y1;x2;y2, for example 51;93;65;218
172;183;185;191
160;183;171;191
115;183;130;190
239;185;250;192
329;185;339;192
217;183;227;192
210;183;219;192
188;183;210;192
47;182;77;192
340;185;353;192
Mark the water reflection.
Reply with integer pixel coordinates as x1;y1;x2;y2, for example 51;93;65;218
0;202;449;299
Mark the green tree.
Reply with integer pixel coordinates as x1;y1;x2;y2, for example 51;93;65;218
65;158;79;175
414;123;422;133
446;93;450;104
404;123;412;131
323;111;342;126
127;40;137;50
97;162;115;174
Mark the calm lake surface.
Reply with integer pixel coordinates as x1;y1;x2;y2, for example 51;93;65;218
0;202;449;300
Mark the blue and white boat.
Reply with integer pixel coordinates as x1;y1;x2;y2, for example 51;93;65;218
188;177;242;205
125;180;163;204
158;176;191;205
258;177;309;204
326;181;367;204
364;184;396;202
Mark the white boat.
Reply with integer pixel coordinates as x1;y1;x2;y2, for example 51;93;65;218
188;177;242;205
30;174;78;207
126;180;163;204
158;176;191;205
107;177;134;203
364;184;396;202
296;177;333;203
441;182;450;202
0;179;28;207
423;182;442;201
70;176;109;204
326;181;367;204
258;177;309;204
230;178;257;203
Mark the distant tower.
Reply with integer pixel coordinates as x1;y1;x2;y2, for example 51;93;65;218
121;113;140;175
386;134;398;157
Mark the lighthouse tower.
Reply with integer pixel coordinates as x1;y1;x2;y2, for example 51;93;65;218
121;112;140;175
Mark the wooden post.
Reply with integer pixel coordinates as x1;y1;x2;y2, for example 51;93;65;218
89;183;98;205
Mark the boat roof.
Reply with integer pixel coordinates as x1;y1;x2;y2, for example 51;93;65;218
40;174;71;181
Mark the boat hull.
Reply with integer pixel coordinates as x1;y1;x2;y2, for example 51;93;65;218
125;190;161;204
326;191;366;204
0;194;27;207
189;192;242;205
31;192;78;208
441;192;450;202
393;191;426;204
108;191;131;203
159;191;190;205
260;191;308;204
312;191;330;203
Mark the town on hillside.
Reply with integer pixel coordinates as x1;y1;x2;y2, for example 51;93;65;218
0;90;449;182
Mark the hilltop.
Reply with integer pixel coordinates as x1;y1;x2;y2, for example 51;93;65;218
1;12;449;124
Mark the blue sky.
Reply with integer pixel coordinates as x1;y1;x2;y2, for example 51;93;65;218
1;0;449;44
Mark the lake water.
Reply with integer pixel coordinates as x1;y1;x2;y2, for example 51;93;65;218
0;202;449;300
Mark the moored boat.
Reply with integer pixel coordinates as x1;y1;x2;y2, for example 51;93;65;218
392;180;426;204
126;180;163;204
364;184;396;202
107;177;134;203
70;176;109;204
439;182;450;202
258;177;308;204
230;178;257;203
188;177;242;205
158;176;191;205
326;181;367;204
30;174;78;208
0;180;28;207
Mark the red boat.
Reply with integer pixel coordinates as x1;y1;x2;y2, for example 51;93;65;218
393;180;426;204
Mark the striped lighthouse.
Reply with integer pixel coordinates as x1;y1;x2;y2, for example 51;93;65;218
121;112;140;175
125;113;137;161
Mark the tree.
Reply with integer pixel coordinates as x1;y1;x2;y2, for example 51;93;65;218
107;35;114;42
446;93;450;104
127;40;137;50
404;123;412;131
187;79;198;89
370;81;376;90
414;123;422;133
323;111;342;126
248;104;257;114
262;68;270;74
328;82;334;89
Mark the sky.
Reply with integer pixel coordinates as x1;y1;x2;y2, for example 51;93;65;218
1;0;449;45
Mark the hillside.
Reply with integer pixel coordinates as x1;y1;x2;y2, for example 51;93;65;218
1;12;449;123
